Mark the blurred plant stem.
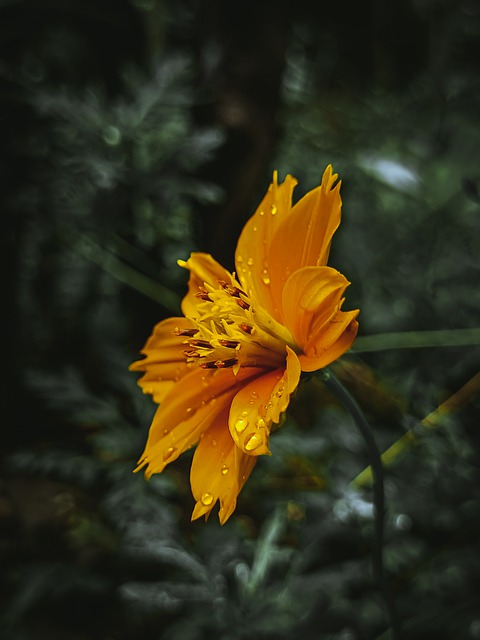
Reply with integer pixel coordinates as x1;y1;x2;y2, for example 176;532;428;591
320;368;402;640
72;232;181;312
352;371;480;489
354;328;480;352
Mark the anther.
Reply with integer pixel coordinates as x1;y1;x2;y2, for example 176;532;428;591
239;323;253;334
218;280;244;298
182;349;201;358
215;358;238;368
195;287;212;301
189;339;212;349
200;361;218;369
174;327;198;337
217;339;240;349
236;299;250;310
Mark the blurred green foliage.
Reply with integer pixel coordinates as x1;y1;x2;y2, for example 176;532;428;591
1;1;479;639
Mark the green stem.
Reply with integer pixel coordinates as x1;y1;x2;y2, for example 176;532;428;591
353;328;480;353
320;368;402;640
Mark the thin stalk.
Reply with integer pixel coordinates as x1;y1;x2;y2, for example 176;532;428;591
320;368;402;640
353;328;480;353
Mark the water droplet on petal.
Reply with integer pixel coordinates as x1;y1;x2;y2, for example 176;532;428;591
237;255;243;263
247;257;254;266
250;391;258;399
201;492;214;506
234;417;248;433
221;464;229;475
256;417;267;429
275;387;284;398
163;446;177;461
259;210;265;216
245;433;262;451
211;439;218;447
270;205;277;215
253;225;258;232
261;269;270;285
241;410;249;417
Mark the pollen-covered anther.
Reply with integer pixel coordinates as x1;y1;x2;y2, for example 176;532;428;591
217;339;240;349
218;280;245;298
173;327;198;337
200;361;218;369
195;287;212;301
199;358;238;370
236;299;250;311
189;339;212;349
238;322;253;335
214;358;238;369
182;349;201;358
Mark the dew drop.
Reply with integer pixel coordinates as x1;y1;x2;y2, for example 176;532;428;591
186;407;194;414
261;269;270;285
256;417;267;429
241;410;249;417
253;225;258;232
247;257;254;266
234;417;248;433
163;428;169;436
211;439;218;447
245;433;262;451
270;204;277;215
201;492;214;506
275;387;284;398
250;391;258;399
221;464;229;475
259;210;265;216
237;255;243;263
163;446;177;461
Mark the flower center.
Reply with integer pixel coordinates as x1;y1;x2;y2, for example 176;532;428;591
176;277;296;373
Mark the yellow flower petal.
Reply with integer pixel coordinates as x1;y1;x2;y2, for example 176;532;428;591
129;317;193;402
281;266;351;349
228;347;301;455
268;165;342;318
299;316;359;372
235;173;298;320
190;406;257;524
136;366;260;478
178;252;234;317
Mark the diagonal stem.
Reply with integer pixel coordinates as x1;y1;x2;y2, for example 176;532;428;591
320;367;402;640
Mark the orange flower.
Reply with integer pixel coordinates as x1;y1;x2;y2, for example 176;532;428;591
130;165;359;524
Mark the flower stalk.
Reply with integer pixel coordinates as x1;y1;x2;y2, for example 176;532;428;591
320;367;402;640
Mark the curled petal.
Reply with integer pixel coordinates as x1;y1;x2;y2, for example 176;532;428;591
235;173;298;320
178;252;234;317
281;266;352;349
299;315;359;372
228;347;301;456
190;407;257;524
129;317;193;402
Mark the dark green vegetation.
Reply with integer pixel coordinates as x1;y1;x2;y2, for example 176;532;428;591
1;1;480;638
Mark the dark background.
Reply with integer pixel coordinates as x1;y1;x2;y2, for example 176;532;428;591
1;1;480;639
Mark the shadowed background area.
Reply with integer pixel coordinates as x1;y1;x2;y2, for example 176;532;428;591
1;1;480;639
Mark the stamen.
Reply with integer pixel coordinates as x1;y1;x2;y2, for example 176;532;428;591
173;327;198;337
215;358;239;368
218;280;245;298
200;361;218;369
183;349;201;358
217;339;240;349
239;323;253;334
189;339;212;349
196;287;212;301
237;299;250;310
